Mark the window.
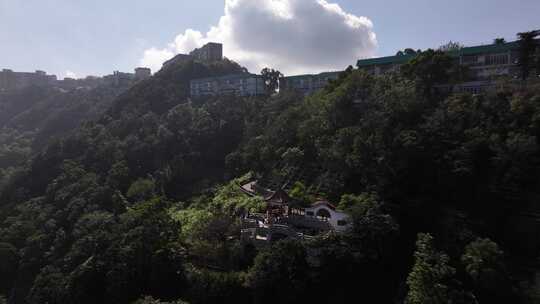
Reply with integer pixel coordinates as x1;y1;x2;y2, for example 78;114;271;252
316;208;331;219
337;220;348;226
462;55;478;65
485;53;509;65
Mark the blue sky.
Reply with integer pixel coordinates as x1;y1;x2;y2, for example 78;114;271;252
0;0;538;78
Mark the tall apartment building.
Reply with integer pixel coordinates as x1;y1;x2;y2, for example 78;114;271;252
0;69;57;91
280;71;341;95
189;43;223;62
356;40;526;93
190;73;266;97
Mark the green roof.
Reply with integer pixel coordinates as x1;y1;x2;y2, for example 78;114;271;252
450;41;519;56
357;41;520;68
356;53;416;67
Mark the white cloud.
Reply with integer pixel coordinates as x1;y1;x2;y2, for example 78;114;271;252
140;47;175;73
140;0;377;75
64;70;77;79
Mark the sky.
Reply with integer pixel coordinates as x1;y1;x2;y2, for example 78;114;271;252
0;0;538;79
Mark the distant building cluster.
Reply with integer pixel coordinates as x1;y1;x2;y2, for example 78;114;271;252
356;41;524;94
0;67;152;92
0;69;57;91
187;39;537;98
186;42;342;98
4;37;532;97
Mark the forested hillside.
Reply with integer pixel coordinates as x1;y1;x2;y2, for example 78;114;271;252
0;53;539;304
0;82;132;191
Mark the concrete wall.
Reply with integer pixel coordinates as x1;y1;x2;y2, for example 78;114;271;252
304;203;351;232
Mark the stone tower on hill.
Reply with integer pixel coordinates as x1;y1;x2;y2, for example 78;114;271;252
189;42;223;62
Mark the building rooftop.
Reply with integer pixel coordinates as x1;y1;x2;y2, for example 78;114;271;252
356;53;417;67
450;41;519;56
191;73;260;83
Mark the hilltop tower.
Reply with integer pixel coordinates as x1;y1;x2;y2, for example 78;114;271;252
189;42;223;62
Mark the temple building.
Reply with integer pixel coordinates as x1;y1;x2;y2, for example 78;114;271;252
239;181;352;246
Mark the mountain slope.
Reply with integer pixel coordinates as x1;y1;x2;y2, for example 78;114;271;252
0;56;539;304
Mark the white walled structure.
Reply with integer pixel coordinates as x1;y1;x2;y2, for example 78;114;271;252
304;201;351;232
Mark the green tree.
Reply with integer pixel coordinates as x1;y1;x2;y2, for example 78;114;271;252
401;49;466;96
185;268;248;304
0;242;18;295
107;160;130;190
396;48;420;56
131;296;189;304
401;49;453;92
343;193;399;258
406;233;472;304
493;38;506;45
517;30;540;80
288;181;313;207
246;241;309;304
126;178;155;202
260;68;284;94
461;238;516;302
338;192;378;212
439;41;464;52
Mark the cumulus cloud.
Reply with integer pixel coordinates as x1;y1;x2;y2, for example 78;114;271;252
140;0;377;75
140;47;175;72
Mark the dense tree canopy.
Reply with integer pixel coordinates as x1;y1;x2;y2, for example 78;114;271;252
0;48;539;303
